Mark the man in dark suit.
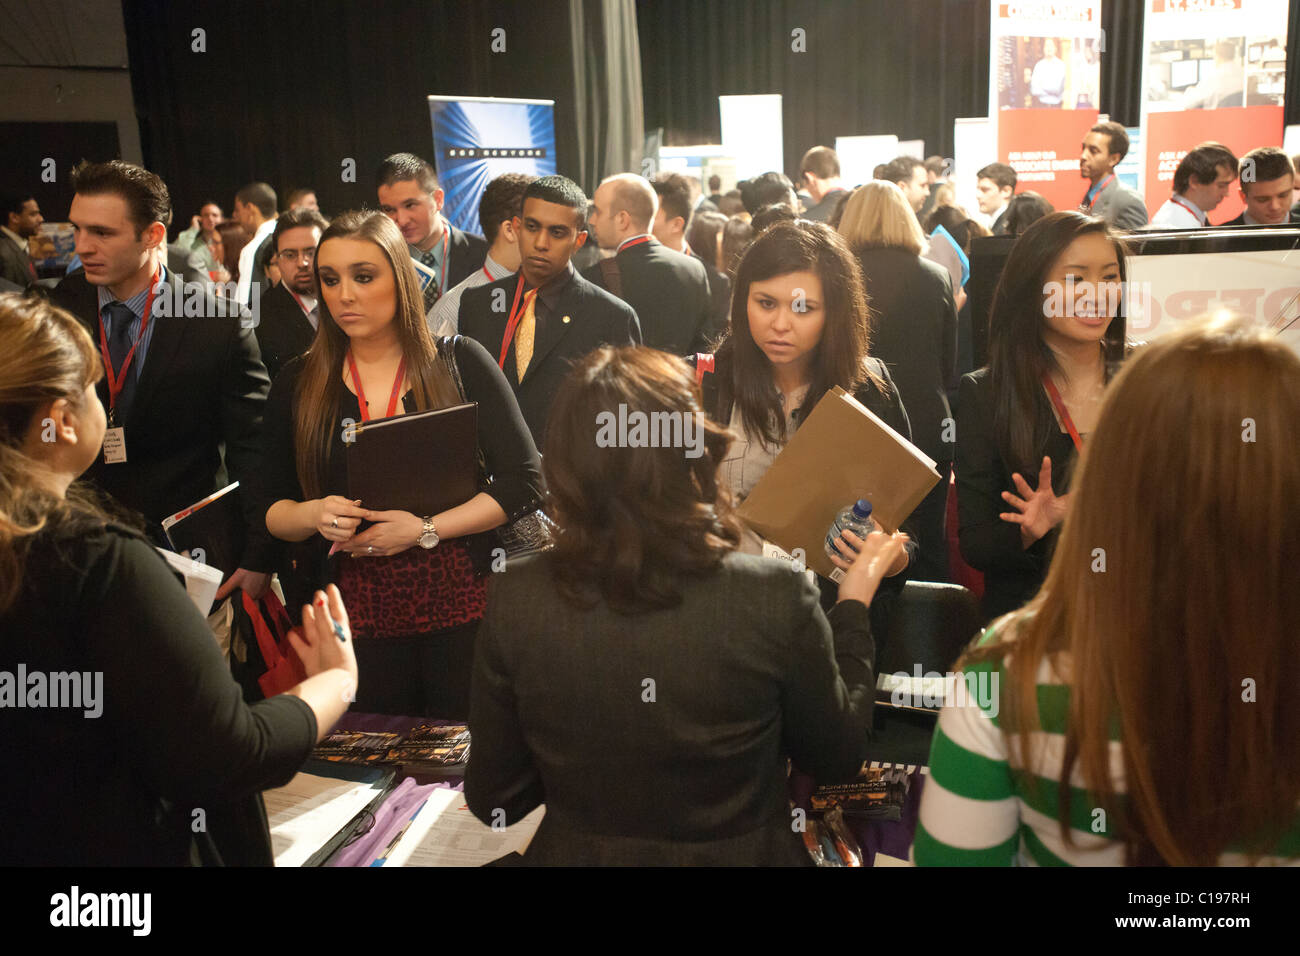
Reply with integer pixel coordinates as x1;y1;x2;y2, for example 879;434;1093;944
376;152;488;312
651;173;728;347
583;172;712;355
50;160;276;603
1218;147;1300;226
976;163;1017;235
459;175;640;450
253;206;329;382
1;192;43;287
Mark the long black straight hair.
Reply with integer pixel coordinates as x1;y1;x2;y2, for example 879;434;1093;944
986;211;1128;476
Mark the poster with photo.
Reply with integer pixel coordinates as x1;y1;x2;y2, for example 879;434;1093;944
988;2;1105;211
1139;0;1288;221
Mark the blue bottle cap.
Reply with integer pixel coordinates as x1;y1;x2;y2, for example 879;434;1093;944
852;499;873;519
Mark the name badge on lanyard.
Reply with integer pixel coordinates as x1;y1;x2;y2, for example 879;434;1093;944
103;426;127;463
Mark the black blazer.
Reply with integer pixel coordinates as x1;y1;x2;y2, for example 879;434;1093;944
253;282;316;384
955;368;1077;620
458;267;641;449
691;250;732;347
856;248;958;465
466;551;877;866
445;224;489;289
582;238;713;354
1218;209;1300;226
0;517;316;865
50;267;277;571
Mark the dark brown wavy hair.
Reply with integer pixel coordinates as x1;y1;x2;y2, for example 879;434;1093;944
718;219;884;450
293;210;462;498
543;346;744;614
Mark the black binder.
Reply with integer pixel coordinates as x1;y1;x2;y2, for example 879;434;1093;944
345;402;479;516
161;481;245;577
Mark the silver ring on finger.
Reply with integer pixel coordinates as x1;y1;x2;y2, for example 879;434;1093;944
367;545;375;555
331;518;339;529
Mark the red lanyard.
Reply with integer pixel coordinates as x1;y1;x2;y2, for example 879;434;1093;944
1085;174;1115;211
1170;196;1203;223
618;235;652;252
1042;375;1084;453
497;273;539;369
287;290;314;319
481;265;494;281
96;267;161;421
347;350;407;422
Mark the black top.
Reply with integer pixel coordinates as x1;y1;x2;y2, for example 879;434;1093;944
955;367;1078;620
258;335;543;575
0;519;317;865
466;551;875;865
856;248;958;465
49;268;278;571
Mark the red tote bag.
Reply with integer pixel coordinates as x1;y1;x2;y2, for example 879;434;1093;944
242;591;307;697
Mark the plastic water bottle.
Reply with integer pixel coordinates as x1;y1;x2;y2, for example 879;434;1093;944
825;499;875;561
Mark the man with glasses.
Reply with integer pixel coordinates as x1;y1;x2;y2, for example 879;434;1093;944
254;207;328;382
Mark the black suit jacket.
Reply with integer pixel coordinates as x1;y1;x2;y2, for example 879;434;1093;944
253;283;316;384
446;224;489;289
50;268;277;571
458;267;641;449
1218;209;1300;226
466;552;877;865
690;250;731;348
582;239;713;354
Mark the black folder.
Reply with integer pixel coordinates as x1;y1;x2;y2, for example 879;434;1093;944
161;481;245;577
345;402;479;516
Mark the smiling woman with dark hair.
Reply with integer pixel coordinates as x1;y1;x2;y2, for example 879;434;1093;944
465;344;907;865
956;211;1128;620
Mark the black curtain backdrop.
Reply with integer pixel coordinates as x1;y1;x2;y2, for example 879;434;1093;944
120;0;641;231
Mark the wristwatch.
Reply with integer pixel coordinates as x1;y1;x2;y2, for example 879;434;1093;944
418;517;440;550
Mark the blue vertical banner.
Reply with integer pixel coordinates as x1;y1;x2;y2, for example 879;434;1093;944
427;96;558;235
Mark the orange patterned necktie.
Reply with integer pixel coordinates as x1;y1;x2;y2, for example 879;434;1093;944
514;291;538;383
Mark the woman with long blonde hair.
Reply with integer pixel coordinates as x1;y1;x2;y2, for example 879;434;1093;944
261;210;541;718
916;315;1300;865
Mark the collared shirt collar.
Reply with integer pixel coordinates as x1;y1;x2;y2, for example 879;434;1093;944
526;260;575;311
97;261;168;314
617;232;654;251
483;251;512;281
0;225;27;252
1172;193;1207;224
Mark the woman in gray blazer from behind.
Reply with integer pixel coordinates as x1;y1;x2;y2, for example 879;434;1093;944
466;345;907;866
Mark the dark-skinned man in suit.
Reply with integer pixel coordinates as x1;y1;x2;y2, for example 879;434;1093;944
458;175;640;450
50;160;275;604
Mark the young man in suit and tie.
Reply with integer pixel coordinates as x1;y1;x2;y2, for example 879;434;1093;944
1;192;43;288
254;206;329;383
1219;147;1300;226
375;152;488;313
583;172;712;355
50;160;276;603
1078;122;1149;231
458;175;641;450
651;172;728;344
